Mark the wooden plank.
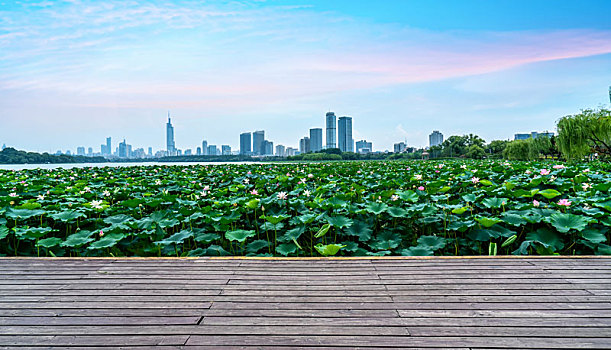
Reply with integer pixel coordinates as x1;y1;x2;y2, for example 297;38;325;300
0;335;188;346
0;301;212;309
201;316;611;327
0;325;411;336
0;316;201;326
207;301;611;310
398;309;611;317
0;308;209;317
185;335;611;348
407;326;611;337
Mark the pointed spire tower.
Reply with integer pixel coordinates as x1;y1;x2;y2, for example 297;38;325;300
166;112;176;155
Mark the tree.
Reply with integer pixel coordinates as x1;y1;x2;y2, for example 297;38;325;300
466;144;485;159
485;140;509;158
556;108;611;161
503;140;534;160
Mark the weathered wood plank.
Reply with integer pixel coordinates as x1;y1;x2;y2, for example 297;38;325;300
0;335;188;346
0;316;201;326
0;325;411;336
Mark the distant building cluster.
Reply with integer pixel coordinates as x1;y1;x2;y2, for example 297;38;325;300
514;131;554;141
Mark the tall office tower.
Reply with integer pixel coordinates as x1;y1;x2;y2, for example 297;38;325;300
202;140;208;155
338;116;353;152
106;137;111;155
240;132;252;155
309;128;323;152
253;130;265;155
429;130;444;147
286;147;297;156
196;147;202;155
299;137;311;154
87;147;93;155
325;112;336;149
77;147;85;156
207;145;217;156
222;145;231;155
394;142;407;153
148;147;153;157
166;113;176;156
118;140;127;158
262;140;274;156
275;145;286;157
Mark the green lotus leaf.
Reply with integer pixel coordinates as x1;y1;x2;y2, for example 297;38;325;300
62;230;95;247
225;229;256;243
550;213;588;233
400;246;433;256
538;189;562;199
475;216;503;228
314;243;345;256
327;215;353;228
387;207;408;218
155;230;194;245
417;235;447;251
275;243;298;256
36;237;62;248
247;240;270;253
365;202;388;215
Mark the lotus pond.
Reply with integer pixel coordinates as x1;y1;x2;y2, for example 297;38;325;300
0;160;610;257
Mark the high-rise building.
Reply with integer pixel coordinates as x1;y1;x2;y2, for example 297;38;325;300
207;145;217;156
356;140;372;154
253;130;265;155
275;144;286;157
196;147;202;155
106;137;111;155
184;149;192;155
202;140;208;155
338;116;353;152
286;147;297;156
87;147;93;155
299;137;311;154
429;131;444;147
118;140;128;158
166;113;176;156
77;147;85;156
263;140;274;156
394;142;407;153
148;147;153;157
240;132;252;155
222;145;231;155
309;128;323;152
325;112;336;149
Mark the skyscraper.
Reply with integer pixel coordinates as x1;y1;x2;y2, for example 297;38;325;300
118;140;127;158
275;144;286;157
309;128;323;152
325;112;336;149
207;145;217;156
338;116;353;152
77;147;85;156
166;113;176;156
299;137;311;154
240;132;252;155
106;137;111;155
222;145;231;155
429;131;444;147
253;130;265;155
202;140;208;155
263;140;274;156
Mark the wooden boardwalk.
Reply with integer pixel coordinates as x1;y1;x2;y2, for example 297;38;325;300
0;257;610;349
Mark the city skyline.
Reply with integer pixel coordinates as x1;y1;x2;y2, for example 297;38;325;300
1;1;610;152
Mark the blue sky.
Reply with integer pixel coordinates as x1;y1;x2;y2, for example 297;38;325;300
0;0;610;153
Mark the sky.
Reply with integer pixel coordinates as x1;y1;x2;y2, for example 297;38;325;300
0;0;610;153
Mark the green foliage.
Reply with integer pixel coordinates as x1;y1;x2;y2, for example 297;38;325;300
556;108;611;161
0;159;610;257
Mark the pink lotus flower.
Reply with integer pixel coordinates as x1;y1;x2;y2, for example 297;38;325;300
99;230;104;237
471;177;480;184
391;195;399;201
557;199;572;207
540;169;550;176
277;192;288;200
525;170;532;174
553;164;565;169
417;186;425;191
250;189;258;195
308;174;314;178
533;200;540;207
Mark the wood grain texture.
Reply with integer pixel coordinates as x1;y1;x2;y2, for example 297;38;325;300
0;257;609;349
